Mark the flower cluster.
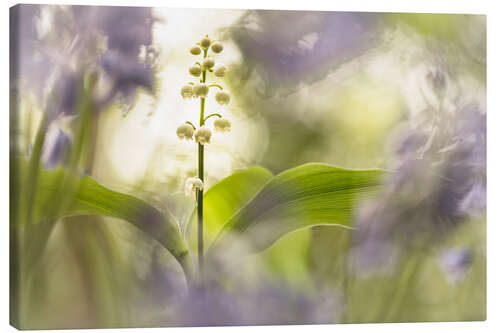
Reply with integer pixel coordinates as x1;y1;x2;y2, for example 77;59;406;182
177;35;232;197
14;5;157;118
13;5;159;169
351;69;486;275
176;36;232;144
171;280;340;326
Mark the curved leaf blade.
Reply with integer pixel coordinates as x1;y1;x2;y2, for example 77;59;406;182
187;166;273;251
209;163;384;258
12;157;192;275
203;166;273;243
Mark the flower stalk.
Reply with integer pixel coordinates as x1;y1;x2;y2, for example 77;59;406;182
197;47;207;278
178;36;231;283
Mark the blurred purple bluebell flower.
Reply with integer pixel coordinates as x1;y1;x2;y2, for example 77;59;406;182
95;7;154;58
99;50;154;106
11;4;158;117
11;4;159;170
434;106;486;223
145;246;186;304
229;11;381;95
351;70;485;274
170;281;340;326
171;284;244;326
93;6;157;106
49;71;81;117
10;5;55;100
41;126;72;169
439;247;474;285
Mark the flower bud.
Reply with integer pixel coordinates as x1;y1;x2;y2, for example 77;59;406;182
189;66;201;77
211;42;223;53
200;37;211;49
201;57;215;70
181;85;194;99
185;177;203;200
193;83;209;98
190;46;202;55
214;118;231;133
215;91;230;105
214;63;227;77
176;124;195;140
194;127;212;145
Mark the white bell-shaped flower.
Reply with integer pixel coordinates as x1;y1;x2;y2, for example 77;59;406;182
194;126;212;145
211;42;223;53
189;66;201;77
193;83;209;98
215;91;230;105
200;36;211;49
201;57;215;71
190;46;202;55
214;63;227;77
184;177;204;200
176;124;194;140
181;85;194;99
213;118;231;133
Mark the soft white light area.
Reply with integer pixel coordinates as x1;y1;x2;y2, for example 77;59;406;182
107;8;269;187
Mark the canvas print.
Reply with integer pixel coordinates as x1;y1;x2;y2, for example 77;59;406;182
10;4;486;329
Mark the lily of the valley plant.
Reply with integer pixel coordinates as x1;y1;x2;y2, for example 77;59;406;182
177;35;231;280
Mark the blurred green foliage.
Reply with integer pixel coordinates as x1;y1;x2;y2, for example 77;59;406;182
10;6;486;329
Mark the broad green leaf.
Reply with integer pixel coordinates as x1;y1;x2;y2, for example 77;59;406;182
243;225;353;290
12;157;192;276
196;166;314;287
201;166;273;245
258;225;353;288
208;163;384;258
309;226;353;285
257;227;312;286
187;166;273;253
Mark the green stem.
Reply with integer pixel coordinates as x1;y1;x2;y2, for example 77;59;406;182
197;48;208;281
382;253;424;322
204;113;222;122
24;113;49;226
20;73;96;326
208;83;223;90
185;121;196;130
197;142;204;278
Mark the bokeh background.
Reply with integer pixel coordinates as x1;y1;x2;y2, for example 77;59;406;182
10;5;486;329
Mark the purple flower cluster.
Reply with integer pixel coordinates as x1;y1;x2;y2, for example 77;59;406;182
169;281;341;326
10;5;54;101
351;72;485;274
92;6;157;106
12;4;157;116
230;11;381;95
11;5;158;167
